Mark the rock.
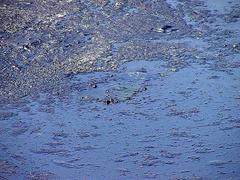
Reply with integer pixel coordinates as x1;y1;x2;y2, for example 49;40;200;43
90;83;97;88
162;25;173;32
104;97;116;105
154;25;175;33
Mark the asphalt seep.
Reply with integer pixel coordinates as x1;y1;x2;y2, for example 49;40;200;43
0;0;240;179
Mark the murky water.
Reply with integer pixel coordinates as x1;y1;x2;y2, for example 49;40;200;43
0;0;240;179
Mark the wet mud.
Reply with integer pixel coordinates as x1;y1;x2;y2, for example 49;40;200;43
0;0;240;179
